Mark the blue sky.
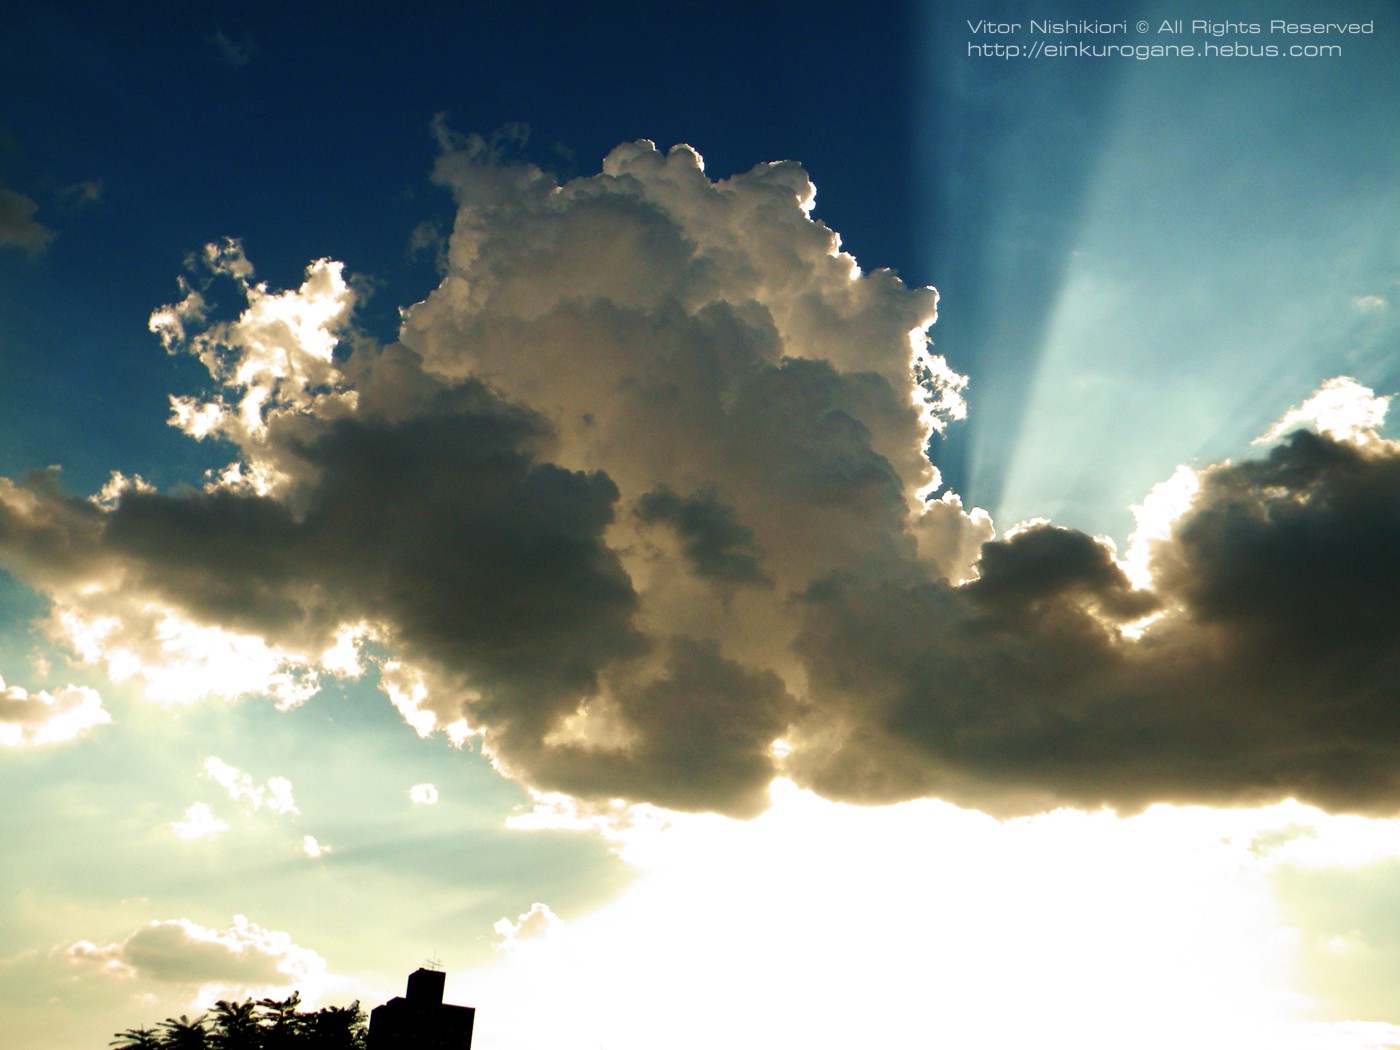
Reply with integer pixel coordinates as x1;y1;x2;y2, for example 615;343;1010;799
4;3;1400;1049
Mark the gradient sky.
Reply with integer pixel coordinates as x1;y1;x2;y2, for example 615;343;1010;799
4;3;1400;1049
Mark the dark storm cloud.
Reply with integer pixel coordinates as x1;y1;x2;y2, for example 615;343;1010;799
1154;429;1400;656
1;349;644;744
966;523;1157;625
512;636;796;818
2;136;1398;818
790;429;1400;816
635;487;771;586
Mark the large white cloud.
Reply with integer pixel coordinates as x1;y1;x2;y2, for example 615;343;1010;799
1;135;1398;818
465;783;1400;1050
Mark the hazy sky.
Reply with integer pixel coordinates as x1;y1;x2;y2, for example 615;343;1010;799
4;3;1400;1048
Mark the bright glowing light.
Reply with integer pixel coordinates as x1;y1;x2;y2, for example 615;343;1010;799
378;661;438;738
53;603;319;708
320;623;376;678
0;679;109;747
459;783;1370;1050
1258;376;1391;447
1123;464;1200;590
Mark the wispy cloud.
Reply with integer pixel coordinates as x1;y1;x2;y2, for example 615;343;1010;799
0;185;55;253
209;30;255;69
58;179;103;208
204;757;298;815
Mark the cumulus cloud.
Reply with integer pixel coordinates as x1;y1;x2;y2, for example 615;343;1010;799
301;834;331;859
408;783;438;805
0;676;109;746
1;135;1399;818
61;915;325;995
172;802;229;841
493;902;562;951
790;410;1400;815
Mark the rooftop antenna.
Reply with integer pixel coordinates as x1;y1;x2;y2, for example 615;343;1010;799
423;952;444;971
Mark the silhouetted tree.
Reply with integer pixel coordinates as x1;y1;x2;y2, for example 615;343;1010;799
209;999;259;1049
116;992;366;1049
158;1014;209;1050
110;1028;162;1050
304;1002;367;1050
256;993;305;1049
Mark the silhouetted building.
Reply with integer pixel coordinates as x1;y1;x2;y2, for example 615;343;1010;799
369;968;475;1050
